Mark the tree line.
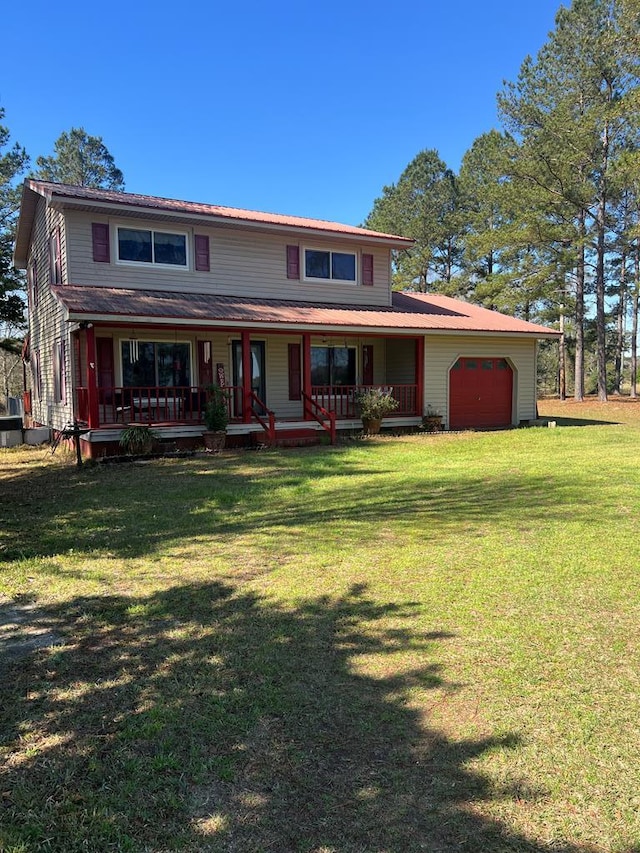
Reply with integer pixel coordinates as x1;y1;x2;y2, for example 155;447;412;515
365;0;640;401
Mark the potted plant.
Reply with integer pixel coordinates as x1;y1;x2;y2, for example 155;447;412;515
119;424;159;457
203;385;229;452
422;405;443;433
356;387;399;435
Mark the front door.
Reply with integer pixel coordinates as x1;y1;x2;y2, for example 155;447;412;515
232;340;266;414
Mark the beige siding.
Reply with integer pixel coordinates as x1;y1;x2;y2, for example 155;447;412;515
423;335;538;427
65;211;392;306
27;200;73;430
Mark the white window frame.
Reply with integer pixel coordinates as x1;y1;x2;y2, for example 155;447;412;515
303;247;358;285
115;225;190;269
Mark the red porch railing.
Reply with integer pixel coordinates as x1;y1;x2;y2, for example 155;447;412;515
76;385;267;429
75;383;418;431
310;384;418;418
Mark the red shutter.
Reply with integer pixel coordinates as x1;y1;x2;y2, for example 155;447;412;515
195;235;210;271
92;223;110;262
197;340;214;386
288;343;302;400
286;245;300;279
362;344;374;385
362;253;374;286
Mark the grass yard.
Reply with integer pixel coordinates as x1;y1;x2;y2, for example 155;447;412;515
1;398;639;852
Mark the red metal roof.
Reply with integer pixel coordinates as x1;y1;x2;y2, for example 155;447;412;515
26;180;413;245
52;285;560;337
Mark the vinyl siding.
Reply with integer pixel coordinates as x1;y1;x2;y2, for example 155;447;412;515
423;335;538;427
65;211;392;306
27;199;73;429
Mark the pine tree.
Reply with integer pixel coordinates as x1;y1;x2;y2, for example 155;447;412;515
364;149;462;291
34;127;124;190
499;0;640;401
0;107;30;342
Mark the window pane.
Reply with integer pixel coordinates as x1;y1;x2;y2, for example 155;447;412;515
122;341;156;386
154;232;187;266
332;252;356;281
119;228;152;262
482;360;493;370
157;343;190;386
310;348;330;385
466;360;477;369
306;250;330;279
331;347;356;386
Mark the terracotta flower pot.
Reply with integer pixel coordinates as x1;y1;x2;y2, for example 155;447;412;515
362;418;382;436
203;430;226;452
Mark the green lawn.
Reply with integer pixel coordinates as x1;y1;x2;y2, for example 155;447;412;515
1;399;639;852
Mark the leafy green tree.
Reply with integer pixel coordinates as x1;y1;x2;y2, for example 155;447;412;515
364;149;462;291
0;107;30;344
34;127;124;190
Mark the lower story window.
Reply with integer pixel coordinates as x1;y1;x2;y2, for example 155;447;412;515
122;341;191;387
311;346;356;386
53;340;66;403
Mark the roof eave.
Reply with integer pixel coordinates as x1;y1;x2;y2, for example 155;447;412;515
62;307;560;338
13;182;44;268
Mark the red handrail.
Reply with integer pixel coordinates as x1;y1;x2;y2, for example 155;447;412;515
301;391;336;445
249;391;276;445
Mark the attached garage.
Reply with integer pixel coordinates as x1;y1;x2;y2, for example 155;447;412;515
449;357;514;429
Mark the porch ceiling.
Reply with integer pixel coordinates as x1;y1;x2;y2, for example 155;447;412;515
54;285;560;338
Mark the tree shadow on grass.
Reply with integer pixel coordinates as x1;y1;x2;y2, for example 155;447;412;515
541;416;620;427
0;582;600;852
0;448;617;566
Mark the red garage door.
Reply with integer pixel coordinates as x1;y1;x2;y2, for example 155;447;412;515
449;357;513;429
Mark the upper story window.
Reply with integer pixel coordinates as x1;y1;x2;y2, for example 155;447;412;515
117;227;188;267
304;249;356;284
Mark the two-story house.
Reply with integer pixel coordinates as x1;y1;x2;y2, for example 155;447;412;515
13;180;558;457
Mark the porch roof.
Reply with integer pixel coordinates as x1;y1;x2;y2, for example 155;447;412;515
53;285;560;338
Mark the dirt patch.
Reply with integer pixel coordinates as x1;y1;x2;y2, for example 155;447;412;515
0;600;63;668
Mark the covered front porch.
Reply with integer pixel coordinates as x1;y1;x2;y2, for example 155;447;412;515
73;325;424;448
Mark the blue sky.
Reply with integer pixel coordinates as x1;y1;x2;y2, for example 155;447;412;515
3;0;561;226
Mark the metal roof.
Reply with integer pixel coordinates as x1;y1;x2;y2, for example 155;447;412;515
52;285;560;338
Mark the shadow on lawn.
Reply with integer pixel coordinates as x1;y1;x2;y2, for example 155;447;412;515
0;582;600;853
0;447;611;565
542;416;620;427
